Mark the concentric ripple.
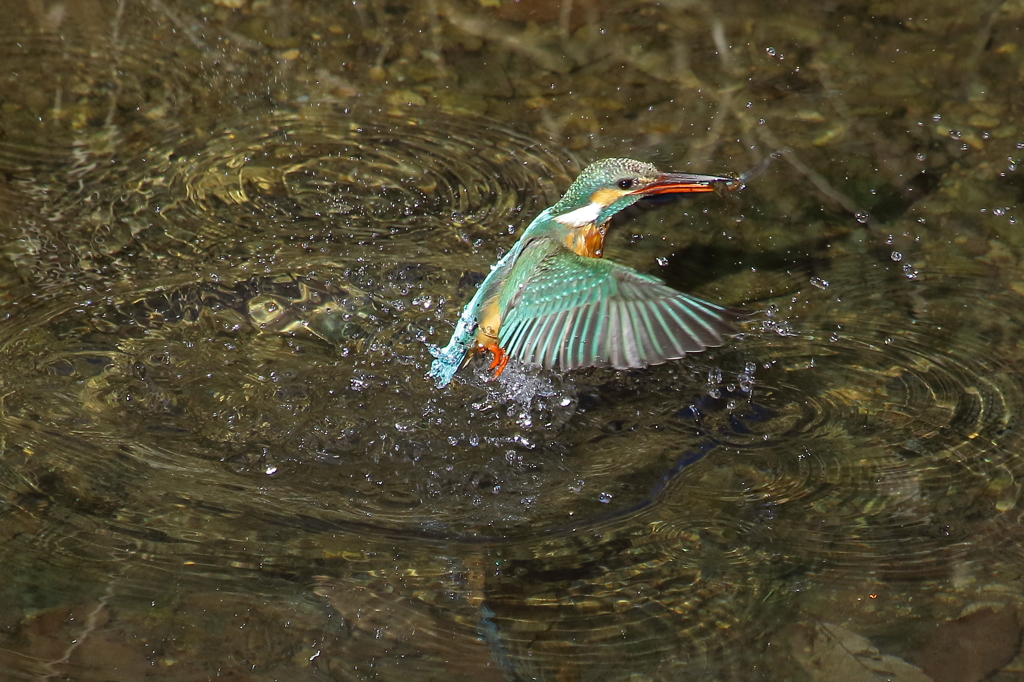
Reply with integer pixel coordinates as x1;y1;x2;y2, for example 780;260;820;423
315;250;1024;678
4;104;577;293
0;101;596;563
642;253;1024;584
2;27;1022;670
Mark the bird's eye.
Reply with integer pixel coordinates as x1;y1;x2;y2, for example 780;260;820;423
617;178;635;190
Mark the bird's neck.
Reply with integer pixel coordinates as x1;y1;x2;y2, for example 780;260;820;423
562;223;606;258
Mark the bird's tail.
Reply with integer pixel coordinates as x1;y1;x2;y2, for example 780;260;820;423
427;341;466;388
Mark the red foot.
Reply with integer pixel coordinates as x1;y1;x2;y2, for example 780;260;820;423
484;342;509;379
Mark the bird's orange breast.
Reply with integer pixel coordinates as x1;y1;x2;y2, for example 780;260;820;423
563;224;605;258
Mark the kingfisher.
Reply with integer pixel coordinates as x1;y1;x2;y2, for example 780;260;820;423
428;158;739;388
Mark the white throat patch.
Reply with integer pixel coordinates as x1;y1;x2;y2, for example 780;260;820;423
553;202;601;228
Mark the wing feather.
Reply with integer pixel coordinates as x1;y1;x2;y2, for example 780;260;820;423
544;310;572;369
647;299;685;357
633;301;659;362
497;241;737;371
605;299;622;368
570;301;591;367
528;314;557;364
502;318;528;357
624;300;644;367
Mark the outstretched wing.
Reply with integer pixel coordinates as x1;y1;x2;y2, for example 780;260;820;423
497;247;735;371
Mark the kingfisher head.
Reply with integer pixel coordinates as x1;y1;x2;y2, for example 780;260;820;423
547;158;734;257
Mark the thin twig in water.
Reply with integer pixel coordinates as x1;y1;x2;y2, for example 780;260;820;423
439;1;572;74
39;581;116;681
685;86;737;169
710;16;736;75
51;79;62;124
757;126;875;227
558;0;574;40
425;0;447;70
738;147;791;185
148;0;207;49
104;0;127;128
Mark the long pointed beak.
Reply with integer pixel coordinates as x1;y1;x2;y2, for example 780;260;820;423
630;172;737;196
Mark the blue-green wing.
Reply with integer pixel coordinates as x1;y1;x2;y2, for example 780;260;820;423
497;249;735;371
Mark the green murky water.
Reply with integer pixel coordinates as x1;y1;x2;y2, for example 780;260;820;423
1;1;1024;680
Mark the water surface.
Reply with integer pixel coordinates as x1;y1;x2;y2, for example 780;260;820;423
1;1;1023;680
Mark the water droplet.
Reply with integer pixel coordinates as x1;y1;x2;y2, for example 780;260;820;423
830;333;839;342
656;256;669;267
810;277;829;289
916;153;926;161
766;47;776;56
854;211;870;224
598;492;613;504
744;361;757;374
891;251;902;262
265;466;278;475
993;207;1005;216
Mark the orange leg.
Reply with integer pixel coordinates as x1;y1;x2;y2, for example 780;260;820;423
483;342;509;379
